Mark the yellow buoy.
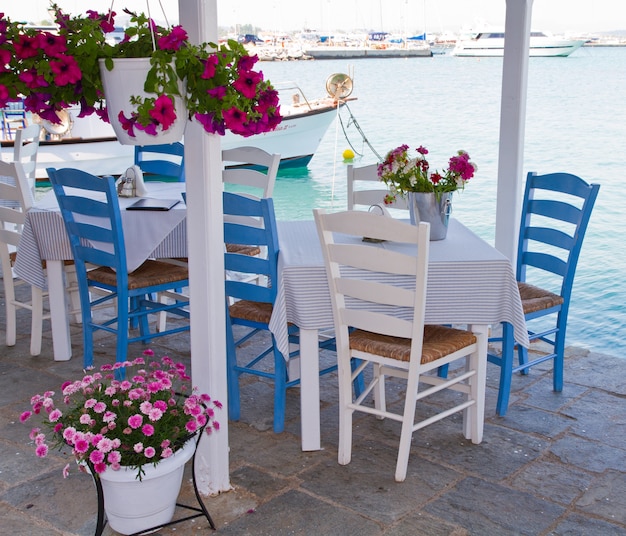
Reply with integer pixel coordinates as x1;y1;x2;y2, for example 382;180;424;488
343;149;355;160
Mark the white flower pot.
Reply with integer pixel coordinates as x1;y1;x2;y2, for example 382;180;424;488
97;438;195;535
408;192;453;240
99;57;186;146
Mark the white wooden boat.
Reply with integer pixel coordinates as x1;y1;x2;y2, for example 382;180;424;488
1;79;354;179
451;30;585;57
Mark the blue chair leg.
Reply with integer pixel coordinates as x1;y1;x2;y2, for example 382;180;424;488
495;322;515;416
351;358;365;397
273;344;287;433
553;313;567;392
225;317;242;422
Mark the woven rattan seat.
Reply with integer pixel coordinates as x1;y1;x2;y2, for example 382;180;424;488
350;325;477;365
518;282;564;315
229;300;272;324
87;260;189;290
226;243;262;256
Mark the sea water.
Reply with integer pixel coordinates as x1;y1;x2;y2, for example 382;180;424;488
257;46;626;358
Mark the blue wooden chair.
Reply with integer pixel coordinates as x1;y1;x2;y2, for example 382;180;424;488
223;192;336;433
488;171;600;415
46;167;190;371
134;142;185;182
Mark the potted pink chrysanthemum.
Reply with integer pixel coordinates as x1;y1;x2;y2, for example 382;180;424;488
21;350;221;535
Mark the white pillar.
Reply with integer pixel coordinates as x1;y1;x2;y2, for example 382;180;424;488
495;0;533;263
179;0;231;494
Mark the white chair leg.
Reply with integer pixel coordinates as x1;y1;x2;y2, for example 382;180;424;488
4;278;17;347
30;285;44;356
395;371;420;483
337;357;354;466
373;363;386;418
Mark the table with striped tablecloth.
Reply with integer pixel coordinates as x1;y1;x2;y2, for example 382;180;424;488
13;182;187;361
270;218;528;451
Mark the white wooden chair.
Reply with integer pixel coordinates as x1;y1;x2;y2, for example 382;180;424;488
13;124;41;197
347;162;409;211
0;161;51;355
314;209;487;482
222;146;280;200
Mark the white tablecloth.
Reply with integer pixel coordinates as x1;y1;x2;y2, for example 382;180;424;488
269;218;529;357
14;182;187;289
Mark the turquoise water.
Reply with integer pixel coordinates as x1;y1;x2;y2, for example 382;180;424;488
257;46;626;358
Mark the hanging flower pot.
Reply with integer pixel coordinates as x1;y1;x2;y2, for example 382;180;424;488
99;57;187;146
96;438;196;535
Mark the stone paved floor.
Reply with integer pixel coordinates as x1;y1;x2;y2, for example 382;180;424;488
1;288;625;536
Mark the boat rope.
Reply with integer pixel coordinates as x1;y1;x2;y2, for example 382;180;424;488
330;104;342;207
338;102;382;161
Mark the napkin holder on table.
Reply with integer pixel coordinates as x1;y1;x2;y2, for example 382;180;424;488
116;165;148;197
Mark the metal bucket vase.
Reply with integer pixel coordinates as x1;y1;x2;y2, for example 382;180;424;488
99;58;186;146
96;438;195;535
408;192;452;240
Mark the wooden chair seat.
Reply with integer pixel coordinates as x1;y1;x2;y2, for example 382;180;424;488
518;282;564;314
350;325;477;365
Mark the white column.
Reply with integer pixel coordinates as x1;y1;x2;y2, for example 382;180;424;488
495;0;534;263
179;0;231;494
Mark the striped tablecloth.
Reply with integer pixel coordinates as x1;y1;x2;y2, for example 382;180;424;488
270;218;529;358
14;182;187;289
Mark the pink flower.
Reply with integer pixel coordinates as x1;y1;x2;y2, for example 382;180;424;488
223;107;248;134
148;94;177;131
107;451;121;464
161;447;173;458
89;450;105;464
14;35;39;59
79;414;92;425
93;462;107;474
141;424;155;436
144;446;156;458
128;414;143;429
20;411;32;422
35;444;48;457
157;25;188;51
148;408;163;422
185;419;198;433
18;69;48;89
38;32;67;56
237;54;259;72
62;464;70;478
201;54;219;80
134;442;144;453
50;55;82;86
233;70;263;99
74;438;90;454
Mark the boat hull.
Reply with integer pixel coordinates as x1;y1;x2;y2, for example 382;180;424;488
1;100;343;179
304;46;432;59
452;37;585;57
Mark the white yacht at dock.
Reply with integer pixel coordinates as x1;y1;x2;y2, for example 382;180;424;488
452;30;586;57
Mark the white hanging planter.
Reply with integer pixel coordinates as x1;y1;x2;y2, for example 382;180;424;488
96;438;196;535
99;57;187;146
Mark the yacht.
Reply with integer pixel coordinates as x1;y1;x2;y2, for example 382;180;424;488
451;30;585;57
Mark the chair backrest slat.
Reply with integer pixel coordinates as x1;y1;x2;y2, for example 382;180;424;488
134;142;185;182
